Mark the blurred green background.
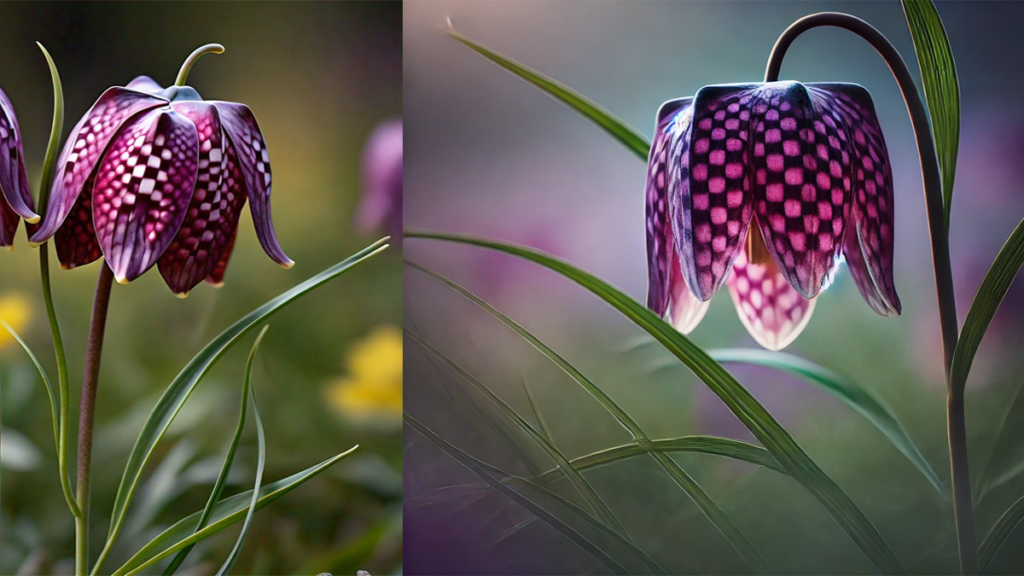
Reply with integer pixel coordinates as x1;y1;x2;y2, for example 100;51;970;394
404;1;1024;574
0;2;401;575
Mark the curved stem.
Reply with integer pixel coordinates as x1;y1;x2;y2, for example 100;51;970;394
765;12;972;574
75;265;114;576
174;43;224;87
35;43;81;521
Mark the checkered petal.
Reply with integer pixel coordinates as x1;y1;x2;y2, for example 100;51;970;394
811;83;900;316
726;249;816;351
748;81;852;300
158;102;247;296
671;84;756;302
205;228;237;287
31;87;167;244
212;101;292;268
125;75;165;96
92;108;199;283
54;171;102;268
0;88;38;224
646;97;691;316
668;254;710;334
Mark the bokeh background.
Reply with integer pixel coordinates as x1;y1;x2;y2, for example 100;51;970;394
404;1;1024;574
0;2;401;575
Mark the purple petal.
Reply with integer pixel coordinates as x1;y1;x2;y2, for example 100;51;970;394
54;171;102;269
748;81;852;299
668;255;710;334
726;249;816;350
0;88;38;222
125;75;165;95
355;119;403;237
0;196;18;248
810;83;899;315
843;218;901;316
672;84;757;301
31;87;166;244
211;101;292;268
92;108;199;283
646;97;691;316
205;228;237;287
158;103;247;296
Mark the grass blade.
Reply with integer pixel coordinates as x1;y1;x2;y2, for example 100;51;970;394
708;348;943;495
111;447;358;576
94;238;389;575
216;335;268;576
405;260;774;573
978;493;1024;574
532;436;785;486
408;231;906;574
446;22;650;160
902;0;960;225
405;329;630;539
3;322;58;452
951;218;1024;394
976;381;1024;504
405;414;658;575
162;327;268;575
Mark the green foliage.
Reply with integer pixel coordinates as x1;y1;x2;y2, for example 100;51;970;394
902;0;961;226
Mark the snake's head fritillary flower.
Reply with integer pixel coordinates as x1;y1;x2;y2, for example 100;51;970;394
0;88;40;249
355;119;402;237
29;74;292;296
646;81;900;350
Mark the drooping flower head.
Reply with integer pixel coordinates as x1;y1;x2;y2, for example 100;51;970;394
0;87;40;248
647;81;899;350
30;73;292;296
354;118;402;237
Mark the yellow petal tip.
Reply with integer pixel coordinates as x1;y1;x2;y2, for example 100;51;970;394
25;215;40;224
281;261;295;270
174;291;189;299
209;281;224;288
115;275;129;285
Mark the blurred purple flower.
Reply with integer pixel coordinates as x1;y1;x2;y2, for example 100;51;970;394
647;82;900;350
30;75;292;296
355;119;402;237
0;87;39;248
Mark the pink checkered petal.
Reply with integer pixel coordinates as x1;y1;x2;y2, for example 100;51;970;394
205;228;238;287
92;108;199;283
0;88;38;223
668;254;710;334
646;97;692;316
31;87;167;244
749;81;852;299
54;171;102;269
158;102;247;296
727;249;816;351
810;83;898;315
212;101;292;268
125;75;165;95
672;84;757;301
843;218;901;316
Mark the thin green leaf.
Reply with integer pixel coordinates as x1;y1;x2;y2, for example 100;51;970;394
2;322;58;452
405;329;631;539
708;348;943;495
163;328;267;575
405;414;660;575
952;218;1024;396
902;0;960;225
976;381;1024;505
519;371;554;442
978;493;1024;574
216;334;268;576
406;260;774;572
111;447;358;576
446;22;650;160
532;436;785;486
94;238;389;576
408;231;906;575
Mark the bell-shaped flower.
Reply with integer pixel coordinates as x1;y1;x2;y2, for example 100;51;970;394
0;88;41;248
30;75;292;296
646;81;900;350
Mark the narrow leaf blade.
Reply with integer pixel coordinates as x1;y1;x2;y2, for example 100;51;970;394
978;493;1024;574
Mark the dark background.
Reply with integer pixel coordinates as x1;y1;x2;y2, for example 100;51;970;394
0;2;402;575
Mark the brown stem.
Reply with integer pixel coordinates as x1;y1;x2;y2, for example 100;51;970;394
75;264;114;575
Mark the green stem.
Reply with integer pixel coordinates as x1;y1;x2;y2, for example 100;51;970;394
34;43;81;524
174;43;224;87
75;265;114;576
765;13;971;574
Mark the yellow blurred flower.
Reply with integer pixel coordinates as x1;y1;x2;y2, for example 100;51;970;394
0;292;31;350
324;324;402;429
